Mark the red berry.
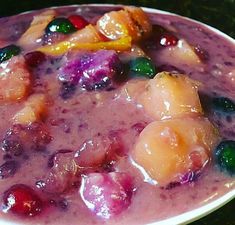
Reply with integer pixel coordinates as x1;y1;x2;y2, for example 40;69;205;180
98;31;109;42
3;184;43;217
68;15;89;30
24;51;46;67
159;33;178;47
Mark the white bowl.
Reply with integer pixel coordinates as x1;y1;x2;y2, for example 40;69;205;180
0;4;234;225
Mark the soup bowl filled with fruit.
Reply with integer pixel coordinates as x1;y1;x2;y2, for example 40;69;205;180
0;4;234;225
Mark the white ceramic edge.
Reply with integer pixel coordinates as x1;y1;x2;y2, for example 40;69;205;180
149;189;235;225
0;4;234;225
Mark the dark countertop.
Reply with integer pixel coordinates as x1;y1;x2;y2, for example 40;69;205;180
0;1;234;225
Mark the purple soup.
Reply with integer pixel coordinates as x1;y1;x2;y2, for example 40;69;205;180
0;5;234;225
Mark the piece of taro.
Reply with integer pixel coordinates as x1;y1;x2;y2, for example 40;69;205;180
58;50;123;90
41;150;77;193
80;172;134;219
74;134;124;169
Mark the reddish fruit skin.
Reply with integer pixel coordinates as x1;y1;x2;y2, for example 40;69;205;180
68;15;89;30
159;34;178;47
24;51;46;67
3;184;43;217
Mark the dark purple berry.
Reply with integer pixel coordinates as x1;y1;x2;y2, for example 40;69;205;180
144;25;178;50
60;82;77;100
24;51;46;67
1;123;51;156
0;160;18;179
58;199;68;210
1;138;23;157
3;154;12;161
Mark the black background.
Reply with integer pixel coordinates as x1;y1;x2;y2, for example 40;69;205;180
1;0;235;38
0;1;234;225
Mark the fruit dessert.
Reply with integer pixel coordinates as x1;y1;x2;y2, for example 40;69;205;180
0;4;234;225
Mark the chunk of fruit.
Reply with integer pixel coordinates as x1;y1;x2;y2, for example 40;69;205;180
96;9;132;40
96;6;151;42
129;57;156;78
212;97;235;113
214;140;235;175
138;72;202;120
120;79;148;102
131;117;219;185
0;45;21;63
68;15;89;30
37;35;131;56
2;184;43;217
143;24;178;50
161;39;202;66
80;172;133;219
75;134;124;168
22;122;52;152
13;94;47;125
47;149;72;168
59;50;123;90
43;151;77;193
18;10;56;48
69;24;102;44
96;7;152;41
45;17;76;34
124;6;152;40
0;56;31;103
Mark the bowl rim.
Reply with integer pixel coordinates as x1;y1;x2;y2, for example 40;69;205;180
0;4;234;225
